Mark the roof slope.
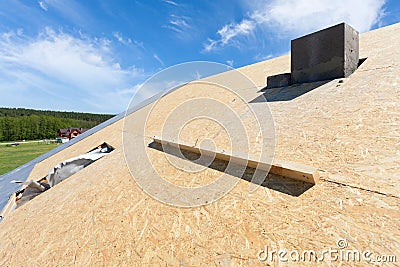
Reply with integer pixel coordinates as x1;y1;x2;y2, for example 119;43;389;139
0;23;399;266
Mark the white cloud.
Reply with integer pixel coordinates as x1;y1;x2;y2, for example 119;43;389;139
203;38;218;52
38;1;48;11
153;53;164;66
112;32;132;46
203;20;255;52
254;53;274;61
251;0;386;34
161;0;179;6
170;16;189;29
204;0;386;52
0;28;146;113
163;14;192;39
217;19;255;45
133;40;145;49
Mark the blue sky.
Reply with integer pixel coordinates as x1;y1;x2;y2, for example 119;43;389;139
0;0;399;114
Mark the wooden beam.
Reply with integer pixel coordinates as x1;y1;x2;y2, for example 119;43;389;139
0;194;16;221
152;137;318;184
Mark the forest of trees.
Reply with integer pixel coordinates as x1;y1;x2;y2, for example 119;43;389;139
0;108;115;141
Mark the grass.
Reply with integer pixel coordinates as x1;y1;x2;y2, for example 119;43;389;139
0;141;59;176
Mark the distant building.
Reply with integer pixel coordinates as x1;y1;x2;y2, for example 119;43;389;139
57;127;88;140
56;137;69;144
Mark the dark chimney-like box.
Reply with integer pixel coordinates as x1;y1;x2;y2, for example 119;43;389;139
290;23;359;84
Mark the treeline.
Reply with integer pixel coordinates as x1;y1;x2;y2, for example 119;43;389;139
0;108;113;121
0;108;114;141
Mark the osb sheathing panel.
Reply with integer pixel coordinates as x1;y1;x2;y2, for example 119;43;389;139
0;23;399;266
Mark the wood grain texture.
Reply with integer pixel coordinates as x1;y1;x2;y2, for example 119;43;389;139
152;136;318;184
0;23;399;266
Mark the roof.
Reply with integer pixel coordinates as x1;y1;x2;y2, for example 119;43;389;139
58;128;69;134
0;23;399;266
58;127;88;134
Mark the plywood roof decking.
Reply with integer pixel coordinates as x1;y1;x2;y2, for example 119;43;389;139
0;23;399;266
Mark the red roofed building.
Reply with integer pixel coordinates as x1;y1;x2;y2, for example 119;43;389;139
57;127;88;140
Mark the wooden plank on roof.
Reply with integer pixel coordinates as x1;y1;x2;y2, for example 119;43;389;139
152;137;318;184
0;194;16;221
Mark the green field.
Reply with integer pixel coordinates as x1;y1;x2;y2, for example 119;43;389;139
0;141;59;176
